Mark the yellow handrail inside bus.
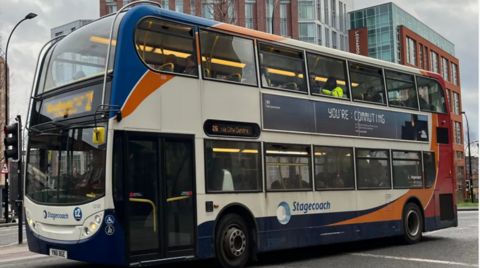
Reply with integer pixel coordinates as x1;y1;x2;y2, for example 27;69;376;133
142;20;153;59
207;35;220;70
129;198;157;232
167;196;190;202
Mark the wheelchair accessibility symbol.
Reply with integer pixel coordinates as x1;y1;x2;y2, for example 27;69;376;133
105;215;115;226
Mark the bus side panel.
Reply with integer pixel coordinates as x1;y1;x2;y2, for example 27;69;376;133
26;210;126;266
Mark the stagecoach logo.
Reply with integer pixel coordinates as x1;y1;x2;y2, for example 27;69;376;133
73;207;82;221
43;210;69;220
276;202;291;225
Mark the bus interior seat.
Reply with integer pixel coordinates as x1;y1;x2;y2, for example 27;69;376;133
158;63;174;72
221;169;234;191
353;93;364;100
282;82;298;90
226;73;241;82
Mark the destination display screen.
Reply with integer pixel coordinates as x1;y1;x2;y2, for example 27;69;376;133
34;83;103;124
204;120;260;138
262;93;429;142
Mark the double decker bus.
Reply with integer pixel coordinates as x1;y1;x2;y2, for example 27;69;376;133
24;2;457;267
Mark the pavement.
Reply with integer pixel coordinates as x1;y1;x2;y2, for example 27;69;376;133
0;211;477;268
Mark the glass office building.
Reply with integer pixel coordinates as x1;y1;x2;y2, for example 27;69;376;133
349;3;455;63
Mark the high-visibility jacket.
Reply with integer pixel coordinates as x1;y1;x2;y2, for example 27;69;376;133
322;87;344;97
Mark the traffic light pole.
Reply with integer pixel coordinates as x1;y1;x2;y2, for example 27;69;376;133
16;115;22;244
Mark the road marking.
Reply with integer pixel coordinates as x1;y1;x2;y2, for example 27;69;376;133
0;254;47;264
426;227;472;235
0;232;26;237
352;253;478;267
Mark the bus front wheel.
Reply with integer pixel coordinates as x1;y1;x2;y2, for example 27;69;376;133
401;202;423;244
215;213;250;268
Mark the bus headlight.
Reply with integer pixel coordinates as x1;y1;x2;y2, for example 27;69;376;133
81;212;103;238
25;209;36;231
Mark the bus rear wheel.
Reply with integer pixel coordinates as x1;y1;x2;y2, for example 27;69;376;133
401;203;423;244
215;214;250;268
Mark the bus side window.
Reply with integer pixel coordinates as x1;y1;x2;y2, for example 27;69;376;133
416;76;447;114
306;53;349;99
199;29;257;86
349;63;386;105
258;43;307;93
134;18;198;77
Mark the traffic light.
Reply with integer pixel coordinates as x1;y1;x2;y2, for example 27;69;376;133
4;122;20;161
466;180;471;192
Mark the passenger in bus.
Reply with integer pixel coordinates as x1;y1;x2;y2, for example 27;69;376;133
164;54;184;73
405;89;427;108
322;77;343;98
365;86;383;103
309;73;321;94
261;67;271;86
183;55;197;76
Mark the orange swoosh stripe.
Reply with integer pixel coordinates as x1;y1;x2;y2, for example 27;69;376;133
122;71;174;118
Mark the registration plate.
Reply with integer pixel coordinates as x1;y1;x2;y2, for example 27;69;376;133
49;248;67;258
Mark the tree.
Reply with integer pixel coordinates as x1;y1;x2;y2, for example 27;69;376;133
201;0;237;24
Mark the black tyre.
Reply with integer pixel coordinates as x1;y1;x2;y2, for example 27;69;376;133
401;203;423;244
215;214;250;268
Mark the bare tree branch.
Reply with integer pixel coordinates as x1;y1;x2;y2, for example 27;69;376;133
201;0;237;24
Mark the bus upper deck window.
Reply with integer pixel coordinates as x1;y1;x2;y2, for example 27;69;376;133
306;53;349;99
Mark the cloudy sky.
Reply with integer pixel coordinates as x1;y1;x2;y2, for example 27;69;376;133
0;0;478;140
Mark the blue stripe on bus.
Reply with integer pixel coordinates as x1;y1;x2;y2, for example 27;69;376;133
109;5;220;118
26;210;126;266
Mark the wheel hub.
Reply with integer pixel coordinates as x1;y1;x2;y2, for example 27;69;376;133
406;210;420;237
223;226;246;258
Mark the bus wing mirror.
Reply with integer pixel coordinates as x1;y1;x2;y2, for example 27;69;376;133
93;127;105;144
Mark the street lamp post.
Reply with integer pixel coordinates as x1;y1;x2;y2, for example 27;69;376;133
462;111;474;203
3;12;36;235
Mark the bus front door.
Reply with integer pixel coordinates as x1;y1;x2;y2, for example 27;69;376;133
124;132;196;263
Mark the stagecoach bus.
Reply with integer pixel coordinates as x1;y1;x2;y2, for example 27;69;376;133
24;2;457;267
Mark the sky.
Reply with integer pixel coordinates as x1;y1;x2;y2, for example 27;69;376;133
0;0;478;141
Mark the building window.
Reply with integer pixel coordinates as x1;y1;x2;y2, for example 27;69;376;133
175;0;183;12
331;0;336;28
202;3;214;20
324;0;329;26
280;4;288;36
457;151;464;159
356;149;391;189
451;62;458;86
299;23;315;44
161;0;169;9
245;3;254;29
442;57;449;81
340;34;344;50
423;152;436;188
430;51;439;74
343;3;347;33
325;28;330;47
71;27;76;32
299;0;314;20
446;89;451;109
123;0;131;5
332;31;337;49
205;140;262;192
190;0;196;15
406;37;416;66
455;122;462;144
453;92;460;115
314;146;354;190
259;43;308;92
345;36;347;50
349;63;386;105
108;4;118;13
416;77;447;113
55;31;63;37
307;52;349;98
385;71;418;109
424;46;429;70
317;24;322;45
200;30;257;85
392;151;423;189
266;0;273;33
419;44;423;69
266;144;312;191
339;1;343;31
